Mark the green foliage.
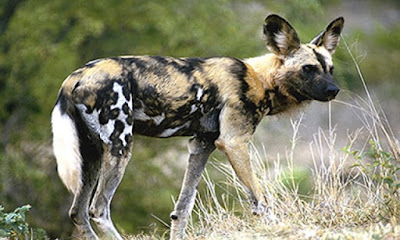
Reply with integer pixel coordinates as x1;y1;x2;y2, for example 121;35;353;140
359;23;400;86
0;205;31;238
0;204;47;239
345;139;400;198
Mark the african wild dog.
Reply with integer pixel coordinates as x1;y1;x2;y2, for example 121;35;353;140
51;14;344;239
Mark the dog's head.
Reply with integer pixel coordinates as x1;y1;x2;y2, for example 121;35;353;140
263;14;344;102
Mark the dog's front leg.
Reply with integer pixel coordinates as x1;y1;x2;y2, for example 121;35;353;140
215;106;267;215
215;136;267;215
170;136;216;240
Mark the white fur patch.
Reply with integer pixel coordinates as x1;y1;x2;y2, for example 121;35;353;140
317;48;333;66
324;32;340;52
133;108;150;121
152;114;165;125
274;31;288;51
111;83;133;148
78;82;134;151
158;122;190;137
196;87;204;101
189;104;198;114
51;104;82;195
133;108;165;125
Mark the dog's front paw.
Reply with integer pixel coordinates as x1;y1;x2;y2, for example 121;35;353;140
252;200;268;216
251;200;279;222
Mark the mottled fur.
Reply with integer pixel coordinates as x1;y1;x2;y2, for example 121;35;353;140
51;14;344;239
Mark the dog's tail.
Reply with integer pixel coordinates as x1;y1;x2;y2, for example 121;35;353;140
51;89;83;195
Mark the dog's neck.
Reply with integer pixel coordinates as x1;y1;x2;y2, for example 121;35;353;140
244;54;307;115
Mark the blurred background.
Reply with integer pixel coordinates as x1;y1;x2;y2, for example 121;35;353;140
0;0;399;238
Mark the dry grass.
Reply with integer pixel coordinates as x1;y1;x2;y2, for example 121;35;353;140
184;128;400;239
128;40;400;239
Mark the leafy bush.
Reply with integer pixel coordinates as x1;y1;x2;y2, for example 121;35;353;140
346;140;400;197
0;205;47;239
0;205;31;238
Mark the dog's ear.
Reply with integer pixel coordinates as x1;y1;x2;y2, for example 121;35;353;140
310;17;344;54
263;14;301;58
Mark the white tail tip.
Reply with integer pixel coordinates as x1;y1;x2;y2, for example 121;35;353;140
51;103;83;195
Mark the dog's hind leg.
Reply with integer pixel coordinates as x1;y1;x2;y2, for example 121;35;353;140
170;136;216;240
69;171;100;240
89;143;132;240
81;80;134;239
65;114;103;240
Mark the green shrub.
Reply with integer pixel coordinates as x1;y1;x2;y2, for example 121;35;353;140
0;205;48;239
345;139;400;220
0;205;31;238
346;140;400;197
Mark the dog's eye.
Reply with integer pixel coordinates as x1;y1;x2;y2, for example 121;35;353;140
302;65;316;73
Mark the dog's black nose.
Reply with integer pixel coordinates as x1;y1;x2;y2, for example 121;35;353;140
326;84;340;99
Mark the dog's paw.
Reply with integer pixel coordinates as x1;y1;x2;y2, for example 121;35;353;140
251;201;279;222
252;201;268;216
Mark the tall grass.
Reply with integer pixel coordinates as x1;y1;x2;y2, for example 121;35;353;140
187;126;399;239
